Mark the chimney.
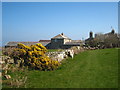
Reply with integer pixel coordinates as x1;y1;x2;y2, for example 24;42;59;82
111;29;115;34
90;31;93;38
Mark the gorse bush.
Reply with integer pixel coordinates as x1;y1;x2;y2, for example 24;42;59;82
2;47;16;56
4;43;60;71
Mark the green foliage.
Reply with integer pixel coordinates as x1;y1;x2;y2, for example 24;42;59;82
48;49;58;52
0;51;2;56
86;33;120;48
3;43;60;71
104;34;119;48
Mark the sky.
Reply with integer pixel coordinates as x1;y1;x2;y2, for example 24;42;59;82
0;2;2;46
2;2;118;46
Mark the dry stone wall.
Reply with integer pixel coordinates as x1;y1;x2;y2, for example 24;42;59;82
46;46;99;62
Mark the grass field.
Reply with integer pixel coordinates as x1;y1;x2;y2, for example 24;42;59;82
3;48;118;88
47;49;59;52
0;51;2;56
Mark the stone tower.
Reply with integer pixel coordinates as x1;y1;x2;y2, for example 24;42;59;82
111;29;115;34
90;31;93;38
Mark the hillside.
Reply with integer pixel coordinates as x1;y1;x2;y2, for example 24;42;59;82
2;48;118;88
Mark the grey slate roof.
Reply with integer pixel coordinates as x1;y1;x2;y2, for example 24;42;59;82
5;41;50;47
5;42;40;46
51;33;71;39
39;40;51;46
64;40;82;45
39;40;51;42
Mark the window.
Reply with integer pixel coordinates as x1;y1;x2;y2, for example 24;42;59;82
55;39;57;42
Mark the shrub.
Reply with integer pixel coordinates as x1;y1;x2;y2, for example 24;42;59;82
4;43;60;71
2;47;16;56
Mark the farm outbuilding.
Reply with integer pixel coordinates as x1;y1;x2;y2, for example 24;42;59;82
5;33;83;49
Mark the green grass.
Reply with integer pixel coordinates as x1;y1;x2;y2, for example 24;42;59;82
47;49;58;52
0;51;2;56
3;48;118;88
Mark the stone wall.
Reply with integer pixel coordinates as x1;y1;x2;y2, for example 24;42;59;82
46;46;99;62
1;46;99;66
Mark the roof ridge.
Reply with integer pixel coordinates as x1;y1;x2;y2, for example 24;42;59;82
52;33;71;39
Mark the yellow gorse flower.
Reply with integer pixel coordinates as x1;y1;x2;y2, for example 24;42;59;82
15;43;60;71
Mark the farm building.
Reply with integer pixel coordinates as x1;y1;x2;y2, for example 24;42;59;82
5;33;83;49
5;42;41;48
85;29;120;48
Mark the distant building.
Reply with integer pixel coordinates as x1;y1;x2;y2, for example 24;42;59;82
85;31;94;46
5;33;83;49
5;41;40;48
49;33;82;49
39;40;51;49
85;29;120;48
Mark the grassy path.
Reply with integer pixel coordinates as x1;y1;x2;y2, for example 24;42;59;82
0;51;2;56
3;48;118;88
24;48;118;88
